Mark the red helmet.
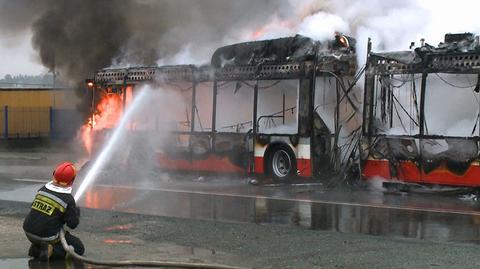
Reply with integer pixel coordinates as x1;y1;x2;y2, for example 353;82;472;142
53;162;77;187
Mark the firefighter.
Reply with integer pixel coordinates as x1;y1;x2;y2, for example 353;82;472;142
23;162;84;261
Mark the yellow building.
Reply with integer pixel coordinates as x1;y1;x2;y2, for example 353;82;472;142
0;88;78;138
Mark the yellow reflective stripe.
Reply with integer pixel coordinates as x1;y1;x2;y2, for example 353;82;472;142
35;194;66;213
36;194;66;213
38;191;67;208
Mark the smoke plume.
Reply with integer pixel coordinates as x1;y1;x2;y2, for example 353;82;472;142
0;0;287;84
1;0;477;84
1;0;479;126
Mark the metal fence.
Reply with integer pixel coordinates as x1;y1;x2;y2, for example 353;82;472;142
0;106;82;139
0;107;3;138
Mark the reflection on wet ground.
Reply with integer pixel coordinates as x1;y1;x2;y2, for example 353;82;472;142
3;175;480;244
0;258;93;269
0;243;230;269
75;181;480;244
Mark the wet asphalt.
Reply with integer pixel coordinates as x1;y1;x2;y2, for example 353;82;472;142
2;149;480;268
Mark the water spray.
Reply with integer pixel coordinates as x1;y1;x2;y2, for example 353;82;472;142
65;86;248;268
74;87;149;202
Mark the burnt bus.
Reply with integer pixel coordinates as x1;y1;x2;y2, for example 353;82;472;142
361;33;480;188
89;34;359;181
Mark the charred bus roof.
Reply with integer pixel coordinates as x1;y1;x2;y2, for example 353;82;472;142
211;34;355;68
93;34;357;86
368;33;480;75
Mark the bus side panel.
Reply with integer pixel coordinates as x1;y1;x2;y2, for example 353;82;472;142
157;153;246;173
360;137;422;182
362;159;480;187
254;157;265;174
156;132;248;174
361;159;391;180
296;140;312;177
421;163;480;187
362;159;421;182
297;158;312;177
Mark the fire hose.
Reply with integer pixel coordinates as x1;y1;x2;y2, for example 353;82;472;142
59;228;248;269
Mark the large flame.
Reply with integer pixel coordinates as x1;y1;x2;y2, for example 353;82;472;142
80;86;133;154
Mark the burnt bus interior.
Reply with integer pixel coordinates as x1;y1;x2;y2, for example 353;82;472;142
91;34;359;179
362;33;480;187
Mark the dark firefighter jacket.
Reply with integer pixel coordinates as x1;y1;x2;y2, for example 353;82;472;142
23;184;80;239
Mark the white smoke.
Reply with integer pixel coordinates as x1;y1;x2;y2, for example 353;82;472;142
157;44;210;66
241;0;480;138
417;0;480;44
225;0;480;63
155;0;472;67
298;12;349;41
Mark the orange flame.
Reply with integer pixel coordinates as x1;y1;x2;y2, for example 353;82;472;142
249;19;296;40
80;86;133;154
103;239;133;244
104;223;134;231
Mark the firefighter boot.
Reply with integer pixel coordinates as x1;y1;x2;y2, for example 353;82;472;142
28;244;40;258
37;244;53;262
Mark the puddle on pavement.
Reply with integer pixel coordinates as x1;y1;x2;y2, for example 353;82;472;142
1;241;232;269
3;179;480;244
104;223;134;231
0;184;40;203
99;235;230;261
0;242;226;269
0;258;98;269
78;185;480;244
154;243;224;259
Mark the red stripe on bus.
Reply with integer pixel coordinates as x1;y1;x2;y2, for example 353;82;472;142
362;159;480;187
254;157;311;177
254;157;264;174
297;158;312;177
362;159;391;179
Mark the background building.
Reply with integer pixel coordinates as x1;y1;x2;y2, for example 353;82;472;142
0;88;82;139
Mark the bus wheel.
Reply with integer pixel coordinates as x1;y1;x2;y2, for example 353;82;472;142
268;145;296;181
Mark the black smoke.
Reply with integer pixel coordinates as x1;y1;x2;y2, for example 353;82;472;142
0;0;287;121
31;1;132;83
0;0;285;83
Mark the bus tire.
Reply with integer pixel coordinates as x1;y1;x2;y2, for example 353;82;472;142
267;144;296;181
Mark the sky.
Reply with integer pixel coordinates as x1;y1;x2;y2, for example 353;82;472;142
1;0;480;78
0;30;46;77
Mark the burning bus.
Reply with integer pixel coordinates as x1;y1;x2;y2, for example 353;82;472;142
85;31;480;189
361;33;480;189
85;34;360;181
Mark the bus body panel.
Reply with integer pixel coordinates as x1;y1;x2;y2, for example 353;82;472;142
361;33;480;188
87;34;356;181
157;153;246;174
362;159;480;187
